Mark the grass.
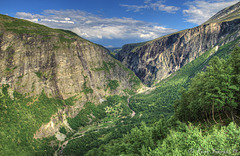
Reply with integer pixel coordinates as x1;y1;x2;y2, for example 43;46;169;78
2;17;52;36
34;71;42;79
91;61;115;73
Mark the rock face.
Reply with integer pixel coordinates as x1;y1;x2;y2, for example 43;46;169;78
116;2;240;85
0;15;141;138
0;15;140;102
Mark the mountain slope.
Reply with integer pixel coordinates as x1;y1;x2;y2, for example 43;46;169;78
0;14;142;145
0;15;141;101
204;1;240;24
129;36;240;120
116;2;240;85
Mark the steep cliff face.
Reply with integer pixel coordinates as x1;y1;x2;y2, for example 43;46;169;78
116;3;240;85
0;15;140;102
0;15;141;138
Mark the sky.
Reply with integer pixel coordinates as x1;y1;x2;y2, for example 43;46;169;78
0;0;239;47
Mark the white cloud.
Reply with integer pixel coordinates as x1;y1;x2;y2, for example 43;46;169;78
15;10;177;40
183;0;239;25
121;0;180;14
106;45;114;48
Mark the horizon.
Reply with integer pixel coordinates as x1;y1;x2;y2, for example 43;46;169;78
1;0;239;47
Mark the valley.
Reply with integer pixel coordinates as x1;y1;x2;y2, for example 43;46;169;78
0;1;240;156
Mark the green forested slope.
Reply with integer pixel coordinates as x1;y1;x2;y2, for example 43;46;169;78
0;85;75;155
58;39;240;155
85;47;240;156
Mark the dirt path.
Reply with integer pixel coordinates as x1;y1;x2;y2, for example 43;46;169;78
127;97;136;118
55;134;85;156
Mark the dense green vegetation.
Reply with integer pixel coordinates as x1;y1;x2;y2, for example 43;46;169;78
59;126;67;135
175;47;240;123
85;47;240;156
107;80;119;91
0;85;75;155
63;95;135;155
67;102;106;130
87;120;240;155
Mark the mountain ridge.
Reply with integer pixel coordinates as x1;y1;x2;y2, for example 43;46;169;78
204;1;240;24
116;2;240;85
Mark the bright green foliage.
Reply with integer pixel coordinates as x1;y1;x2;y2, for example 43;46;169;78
175;48;240;123
0;85;75;155
86;119;240;156
63;95;133;155
107;80;119;91
148;122;240;156
104;95;130;117
59;127;67;135
67;95;130;131
67;102;106;130
230;47;240;102
85;118;172;156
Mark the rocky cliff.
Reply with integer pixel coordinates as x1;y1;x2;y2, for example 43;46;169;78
0;15;140;101
116;2;240;85
0;14;141;137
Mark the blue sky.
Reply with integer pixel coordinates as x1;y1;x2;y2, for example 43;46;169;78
0;0;239;47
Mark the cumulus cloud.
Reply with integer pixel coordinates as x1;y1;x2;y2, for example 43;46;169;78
183;0;239;25
16;10;177;40
121;0;180;13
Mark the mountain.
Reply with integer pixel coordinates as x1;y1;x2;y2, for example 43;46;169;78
1;2;240;155
0;14;141;140
204;1;240;24
116;1;240;85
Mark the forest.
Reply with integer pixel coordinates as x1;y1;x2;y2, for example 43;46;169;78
84;47;240;156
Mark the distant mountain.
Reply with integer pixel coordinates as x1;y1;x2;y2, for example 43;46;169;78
116;1;240;85
107;47;122;57
107;47;121;52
